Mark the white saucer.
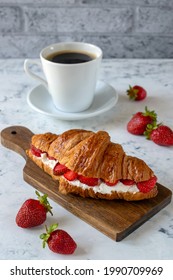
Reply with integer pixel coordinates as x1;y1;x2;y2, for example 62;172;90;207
27;81;118;121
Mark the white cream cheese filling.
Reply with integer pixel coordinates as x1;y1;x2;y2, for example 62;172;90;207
35;153;139;194
40;153;58;169
69;179;139;194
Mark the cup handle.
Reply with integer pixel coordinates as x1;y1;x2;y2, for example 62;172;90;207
24;59;48;89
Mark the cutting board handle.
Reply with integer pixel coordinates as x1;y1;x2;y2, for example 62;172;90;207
1;126;33;159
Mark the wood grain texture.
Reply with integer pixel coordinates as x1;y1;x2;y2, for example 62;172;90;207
1;126;172;241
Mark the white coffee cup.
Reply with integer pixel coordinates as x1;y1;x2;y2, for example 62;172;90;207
24;42;102;113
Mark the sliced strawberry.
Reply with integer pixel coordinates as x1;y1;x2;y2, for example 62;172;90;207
53;163;68;175
120;179;135;186
137;176;157;193
64;170;78;181
78;175;99;186
31;145;43;157
48;155;56;160
104;180;119;186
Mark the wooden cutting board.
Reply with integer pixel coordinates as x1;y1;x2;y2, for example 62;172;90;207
1;126;172;241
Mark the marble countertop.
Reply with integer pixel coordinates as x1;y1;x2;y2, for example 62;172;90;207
0;58;173;260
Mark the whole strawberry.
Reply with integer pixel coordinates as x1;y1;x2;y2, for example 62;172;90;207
127;107;157;135
145;124;173;146
40;224;77;254
16;191;53;228
127;85;147;101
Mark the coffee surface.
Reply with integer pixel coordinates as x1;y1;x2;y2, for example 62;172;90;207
46;51;94;64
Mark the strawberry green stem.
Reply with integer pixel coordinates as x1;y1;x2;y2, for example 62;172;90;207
142;106;157;121
40;223;59;248
35;191;53;216
144;121;162;139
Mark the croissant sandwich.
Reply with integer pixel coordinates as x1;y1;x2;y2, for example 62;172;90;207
26;129;158;201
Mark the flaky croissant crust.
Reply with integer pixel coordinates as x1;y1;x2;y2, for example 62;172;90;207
30;129;154;183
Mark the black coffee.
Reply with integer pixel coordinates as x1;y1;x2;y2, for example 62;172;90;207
46;51;95;64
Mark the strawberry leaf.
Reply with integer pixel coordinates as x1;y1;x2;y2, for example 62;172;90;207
144;121;161;139
127;85;138;100
35;191;53;216
40;224;58;248
48;223;58;234
142;106;157;121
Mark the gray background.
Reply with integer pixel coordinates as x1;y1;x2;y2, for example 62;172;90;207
0;0;173;59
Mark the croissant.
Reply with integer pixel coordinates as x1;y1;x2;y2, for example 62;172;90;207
26;129;158;201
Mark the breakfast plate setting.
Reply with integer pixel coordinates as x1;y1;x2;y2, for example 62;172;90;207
27;81;118;121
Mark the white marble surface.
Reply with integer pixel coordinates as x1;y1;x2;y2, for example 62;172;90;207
0;58;173;260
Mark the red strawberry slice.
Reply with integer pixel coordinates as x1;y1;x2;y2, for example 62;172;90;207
105;180;119;186
137;176;157;193
31;145;43;157
53;163;68;175
48;155;56;160
120;179;135;185
64;170;78;181
78;175;99;186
